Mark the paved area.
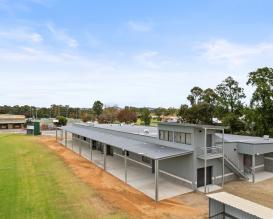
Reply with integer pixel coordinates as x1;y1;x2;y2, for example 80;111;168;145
248;171;273;183
63;138;193;200
197;185;222;193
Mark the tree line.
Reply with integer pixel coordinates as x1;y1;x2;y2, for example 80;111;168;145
177;67;273;136
0;67;272;136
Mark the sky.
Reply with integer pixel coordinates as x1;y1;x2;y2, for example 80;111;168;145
0;0;273;108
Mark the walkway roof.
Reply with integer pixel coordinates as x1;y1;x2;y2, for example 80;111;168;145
207;192;273;219
61;125;193;160
216;133;273;144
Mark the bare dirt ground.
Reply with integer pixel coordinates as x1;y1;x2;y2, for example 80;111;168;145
38;136;207;219
223;178;273;209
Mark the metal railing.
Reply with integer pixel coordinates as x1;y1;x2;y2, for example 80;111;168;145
224;154;243;173
199;146;223;157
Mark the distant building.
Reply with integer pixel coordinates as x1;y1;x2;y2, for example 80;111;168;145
0;114;26;129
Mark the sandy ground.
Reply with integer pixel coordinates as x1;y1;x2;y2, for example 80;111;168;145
38;136;207;219
223;178;273;209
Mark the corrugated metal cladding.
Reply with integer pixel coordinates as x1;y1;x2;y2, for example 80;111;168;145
265;157;273;172
209;199;264;219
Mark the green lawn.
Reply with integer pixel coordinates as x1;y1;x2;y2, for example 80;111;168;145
0;134;128;219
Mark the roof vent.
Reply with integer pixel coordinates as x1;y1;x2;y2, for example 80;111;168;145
263;135;270;140
144;129;149;134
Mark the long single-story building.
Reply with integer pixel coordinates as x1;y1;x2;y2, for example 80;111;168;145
0;114;26;129
57;122;273;201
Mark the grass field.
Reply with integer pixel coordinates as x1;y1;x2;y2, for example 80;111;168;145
0;134;128;219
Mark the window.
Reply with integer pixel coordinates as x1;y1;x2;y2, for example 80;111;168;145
174;132;181;143
122;151;130;156
168;131;174;142
174;132;185;143
142;156;151;164
185;133;191;145
163;130;169;141
159;130;164;140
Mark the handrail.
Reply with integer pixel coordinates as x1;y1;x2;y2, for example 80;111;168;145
224;154;242;172
199;146;223;157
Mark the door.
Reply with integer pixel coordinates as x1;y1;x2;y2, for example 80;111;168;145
197;166;212;187
244;154;252;173
106;145;113;156
206;134;213;153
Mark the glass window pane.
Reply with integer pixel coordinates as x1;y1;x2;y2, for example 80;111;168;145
168;131;174;142
185;133;191;145
164;130;168;141
174;132;184;143
180;133;186;144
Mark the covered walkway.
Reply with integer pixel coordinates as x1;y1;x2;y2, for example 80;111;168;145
57;126;193;201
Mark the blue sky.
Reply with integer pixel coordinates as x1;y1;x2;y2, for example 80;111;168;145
1;0;273;107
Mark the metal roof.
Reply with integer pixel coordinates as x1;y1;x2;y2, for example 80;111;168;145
61;124;192;160
159;122;225;130
216;133;273;144
207;192;273;219
92;124;158;137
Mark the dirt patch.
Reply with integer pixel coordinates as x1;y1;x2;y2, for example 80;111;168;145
38;136;206;219
223;179;273;209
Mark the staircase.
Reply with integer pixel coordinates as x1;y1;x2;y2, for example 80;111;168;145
222;155;248;180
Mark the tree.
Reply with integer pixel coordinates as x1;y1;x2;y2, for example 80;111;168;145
56;116;67;126
153;107;166;120
247;67;273;136
215;77;246;133
140;108;151;126
187;102;212;124
81;112;91;122
117;109;137;124
215;76;246;115
164;107;177;116
98;107;119;123
92;100;103;118
187;87;203;106
177;104;189;123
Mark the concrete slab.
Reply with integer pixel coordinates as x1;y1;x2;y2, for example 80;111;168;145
64;138;193;200
248;171;273;183
197;185;222;193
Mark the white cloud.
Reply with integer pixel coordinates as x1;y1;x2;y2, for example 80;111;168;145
198;39;273;66
47;22;78;48
127;20;153;32
133;51;179;69
0;28;43;43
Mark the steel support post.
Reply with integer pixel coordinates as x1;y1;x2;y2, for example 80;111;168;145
124;150;127;183
222;129;225;187
204;128;207;193
252;154;256;183
89;139;92;161
72;134;74;150
155;159;159;202
79;138;82;157
103;144;106;170
65;131;67;147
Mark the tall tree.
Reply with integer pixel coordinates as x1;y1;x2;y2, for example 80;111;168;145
215;76;246;114
117;108;137;124
92;100;103;118
215;76;246;133
140;108;151;126
177;104;189;123
98;107;119;123
247;67;273;136
187;86;203;106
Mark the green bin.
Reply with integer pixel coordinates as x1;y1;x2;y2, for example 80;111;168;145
33;121;41;135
